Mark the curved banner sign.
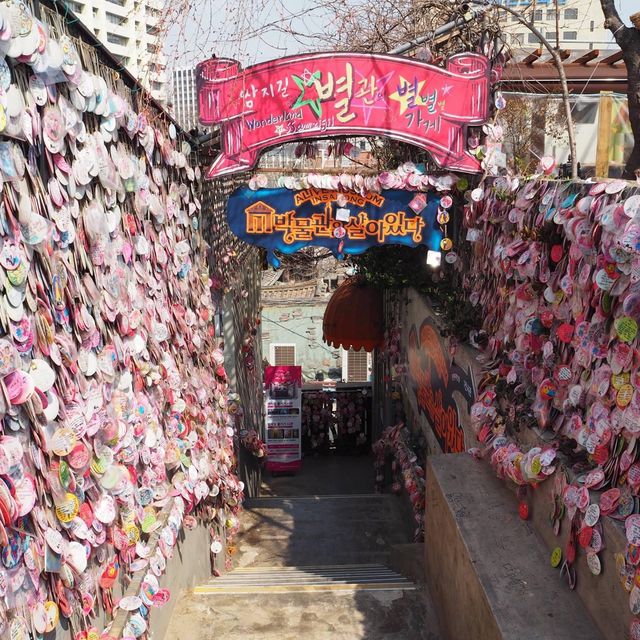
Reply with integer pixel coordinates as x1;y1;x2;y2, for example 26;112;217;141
197;52;491;179
227;186;442;267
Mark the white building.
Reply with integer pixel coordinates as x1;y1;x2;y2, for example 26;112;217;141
499;0;615;50
170;67;199;131
65;0;167;101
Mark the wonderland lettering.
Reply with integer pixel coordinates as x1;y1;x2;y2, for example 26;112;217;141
227;187;442;267
196;52;492;178
408;318;475;453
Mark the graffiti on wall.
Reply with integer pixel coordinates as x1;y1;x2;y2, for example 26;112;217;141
408;317;474;453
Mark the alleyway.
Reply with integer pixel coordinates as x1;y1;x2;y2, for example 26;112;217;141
166;456;441;639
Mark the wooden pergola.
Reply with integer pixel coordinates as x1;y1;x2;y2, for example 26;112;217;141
500;47;627;94
500;47;628;177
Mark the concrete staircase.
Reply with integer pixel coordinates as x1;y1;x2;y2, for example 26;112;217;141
166;493;440;640
193;564;416;594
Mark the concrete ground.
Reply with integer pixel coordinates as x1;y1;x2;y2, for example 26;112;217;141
165;455;440;640
260;452;376;496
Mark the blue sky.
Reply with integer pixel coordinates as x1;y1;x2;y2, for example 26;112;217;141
165;0;636;70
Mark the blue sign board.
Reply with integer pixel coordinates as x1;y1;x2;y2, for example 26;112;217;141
226;187;443;267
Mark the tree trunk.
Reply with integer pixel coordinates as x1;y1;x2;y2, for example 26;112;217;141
599;0;640;179
623;50;640;179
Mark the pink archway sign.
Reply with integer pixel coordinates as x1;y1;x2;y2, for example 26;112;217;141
196;52;492;179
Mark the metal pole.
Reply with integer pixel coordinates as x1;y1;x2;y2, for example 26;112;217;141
464;1;578;180
389;6;488;55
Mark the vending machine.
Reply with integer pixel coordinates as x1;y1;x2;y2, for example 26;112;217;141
264;366;302;474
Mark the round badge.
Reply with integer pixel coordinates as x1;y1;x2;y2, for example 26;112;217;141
627;515;640;546
538;378;557;400
32;601;48;633
94;494;116;524
118;595;143;611
632;585;640;615
440;237;453;251
550;244;563;263
584;503;600;527
625;195;640;218
211;540;223;554
444;251;458;264
45;528;63;553
440;195;453;209
618;384;634;408
50;427;77;456
333;226;346;239
44;601;59;632
579;526;593;548
556;323;574;343
615;317;638;343
55;492;79;523
9;617;30;640
624;294;640;318
550;547;562;568
587;553;601;576
68;442;90;469
436;211;450;225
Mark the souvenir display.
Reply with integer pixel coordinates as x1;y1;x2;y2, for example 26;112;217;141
0;2;243;637
259;163;462;195
461;175;640;608
336;391;368;448
301;391;334;453
373;424;425;541
229;393;266;459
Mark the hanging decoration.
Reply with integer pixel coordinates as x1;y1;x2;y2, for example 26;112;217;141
0;2;243;638
197;52;492;178
458;173;640;611
373;424;426;541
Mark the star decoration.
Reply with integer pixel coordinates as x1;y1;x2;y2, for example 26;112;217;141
301;68;315;83
274;124;286;136
389;77;428;115
350;70;395;126
441;84;453;96
291;71;323;118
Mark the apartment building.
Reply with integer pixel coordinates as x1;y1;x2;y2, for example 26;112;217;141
65;0;167;100
170;67;199;131
499;0;614;50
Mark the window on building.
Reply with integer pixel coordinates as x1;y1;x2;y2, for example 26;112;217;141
106;32;128;46
563;31;578;40
533;9;542;21
271;344;296;366
146;24;159;35
92;7;98;16
546;9;555;20
147;43;155;52
67;1;83;13
511;14;518;22
527;33;540;44
106;0;126;6
590;20;595;32
345;349;369;383
151;81;163;91
106;12;125;25
564;8;578;20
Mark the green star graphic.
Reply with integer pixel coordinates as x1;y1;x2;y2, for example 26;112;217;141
291;71;323;118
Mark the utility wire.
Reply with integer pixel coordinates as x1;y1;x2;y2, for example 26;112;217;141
262;316;338;355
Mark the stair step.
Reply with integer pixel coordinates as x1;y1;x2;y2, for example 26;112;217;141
195;563;415;594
